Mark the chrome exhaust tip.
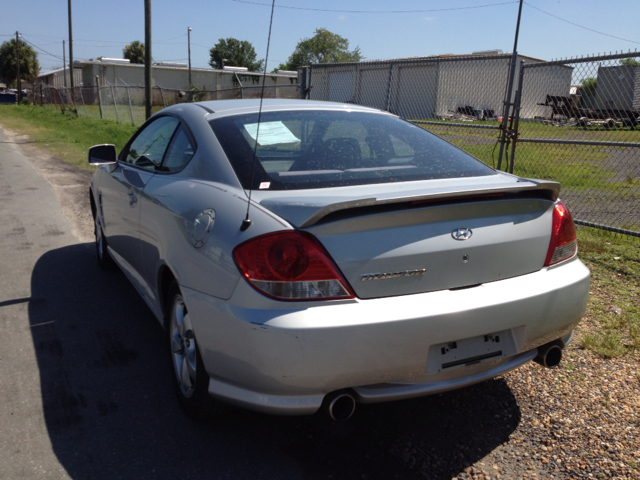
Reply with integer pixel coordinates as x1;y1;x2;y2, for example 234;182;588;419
323;392;356;421
534;343;563;368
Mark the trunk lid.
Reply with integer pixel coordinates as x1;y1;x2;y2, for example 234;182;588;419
255;175;559;298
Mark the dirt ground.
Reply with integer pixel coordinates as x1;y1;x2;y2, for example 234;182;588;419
1;128;95;243
4;126;639;479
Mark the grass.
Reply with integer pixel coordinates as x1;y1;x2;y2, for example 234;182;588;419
576;227;640;358
68;104;166;127
0;105;138;170
420;121;640;193
420;116;639;141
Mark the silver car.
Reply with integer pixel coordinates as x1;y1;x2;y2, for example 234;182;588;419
88;99;590;420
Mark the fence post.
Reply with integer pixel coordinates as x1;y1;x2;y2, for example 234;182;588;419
126;85;135;125
158;86;166;108
110;84;120;123
40;83;43;106
508;60;526;174
69;86;78;114
96;76;104;119
385;62;394;113
297;67;308;99
497;0;524;171
79;87;88;118
51;87;59;112
57;88;66;114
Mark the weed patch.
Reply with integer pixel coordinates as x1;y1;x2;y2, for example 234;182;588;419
0;105;137;170
576;228;640;358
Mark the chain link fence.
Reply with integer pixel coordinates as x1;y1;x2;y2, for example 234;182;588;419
306;52;640;237
308;54;523;167
27;83;300;127
23;52;640;236
514;52;640;236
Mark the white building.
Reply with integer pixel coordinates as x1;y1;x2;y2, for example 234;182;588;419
79;60;297;92
37;67;83;88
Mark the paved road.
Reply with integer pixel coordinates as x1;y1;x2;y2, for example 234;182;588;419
0;126;522;480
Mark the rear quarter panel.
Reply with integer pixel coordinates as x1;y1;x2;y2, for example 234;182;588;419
139;177;292;301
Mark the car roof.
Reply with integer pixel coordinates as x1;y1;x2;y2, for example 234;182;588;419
192;98;391;116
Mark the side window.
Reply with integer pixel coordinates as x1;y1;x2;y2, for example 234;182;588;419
162;125;196;172
125;116;180;170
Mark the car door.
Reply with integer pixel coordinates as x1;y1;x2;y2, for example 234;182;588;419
99;116;180;286
138;123;199;304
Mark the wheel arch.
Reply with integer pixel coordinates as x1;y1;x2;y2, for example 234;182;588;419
158;264;178;328
89;187;97;217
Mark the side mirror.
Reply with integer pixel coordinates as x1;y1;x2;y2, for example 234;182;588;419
88;144;117;165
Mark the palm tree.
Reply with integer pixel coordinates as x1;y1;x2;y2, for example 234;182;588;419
123;41;145;64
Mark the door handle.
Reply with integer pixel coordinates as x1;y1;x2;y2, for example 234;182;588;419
128;192;138;207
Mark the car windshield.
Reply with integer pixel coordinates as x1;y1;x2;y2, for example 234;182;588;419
209;109;495;190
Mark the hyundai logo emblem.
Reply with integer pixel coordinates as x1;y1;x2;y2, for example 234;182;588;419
452;227;473;241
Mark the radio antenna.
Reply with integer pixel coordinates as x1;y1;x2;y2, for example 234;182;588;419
241;0;276;231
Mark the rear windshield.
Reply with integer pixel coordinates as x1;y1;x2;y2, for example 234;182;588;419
209;110;494;190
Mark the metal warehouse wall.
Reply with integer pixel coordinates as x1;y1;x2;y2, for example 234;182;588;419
308;54;556;121
593;65;639;111
38;68;83;88
520;64;574;119
435;58;510;118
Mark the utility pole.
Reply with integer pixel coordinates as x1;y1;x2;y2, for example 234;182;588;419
68;0;74;93
145;0;152;119
188;27;192;93
15;32;21;104
63;40;67;88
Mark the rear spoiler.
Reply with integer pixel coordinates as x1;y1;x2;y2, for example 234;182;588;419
259;178;560;228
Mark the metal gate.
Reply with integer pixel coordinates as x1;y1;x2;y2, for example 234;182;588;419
510;52;640;237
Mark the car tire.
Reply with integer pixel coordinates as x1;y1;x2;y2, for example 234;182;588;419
95;212;116;270
166;281;227;420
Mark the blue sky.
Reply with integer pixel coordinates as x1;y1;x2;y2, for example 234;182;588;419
1;0;638;73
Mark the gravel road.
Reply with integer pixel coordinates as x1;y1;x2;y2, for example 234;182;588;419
1;125;638;480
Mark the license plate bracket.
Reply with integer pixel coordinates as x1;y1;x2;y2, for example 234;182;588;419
426;329;517;374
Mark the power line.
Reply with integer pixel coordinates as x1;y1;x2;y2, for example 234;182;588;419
231;0;519;13
523;2;639;45
18;31;188;45
20;37;65;61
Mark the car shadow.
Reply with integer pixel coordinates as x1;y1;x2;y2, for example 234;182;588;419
29;244;522;480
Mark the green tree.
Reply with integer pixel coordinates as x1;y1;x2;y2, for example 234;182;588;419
619;58;640;66
209;38;264;71
0;38;40;87
580;77;597;96
123;40;145;64
278;28;363;71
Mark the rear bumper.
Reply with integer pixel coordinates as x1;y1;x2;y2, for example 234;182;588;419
354;331;573;404
182;257;590;415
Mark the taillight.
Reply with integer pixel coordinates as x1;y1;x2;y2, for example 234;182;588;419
233;231;355;301
544;200;577;267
